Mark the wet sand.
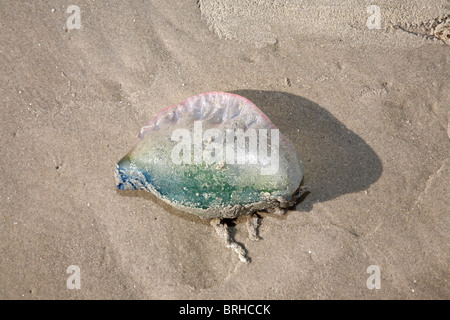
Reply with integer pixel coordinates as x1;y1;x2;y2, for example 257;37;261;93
0;0;449;299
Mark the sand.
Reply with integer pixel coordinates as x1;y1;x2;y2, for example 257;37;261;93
0;0;448;299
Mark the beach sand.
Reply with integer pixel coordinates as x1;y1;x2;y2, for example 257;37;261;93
0;0;448;299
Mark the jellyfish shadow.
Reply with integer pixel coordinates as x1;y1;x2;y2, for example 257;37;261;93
232;90;383;211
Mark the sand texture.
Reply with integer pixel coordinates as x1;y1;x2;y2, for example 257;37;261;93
0;0;449;299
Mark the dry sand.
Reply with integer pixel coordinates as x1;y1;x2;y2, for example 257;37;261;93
0;0;449;299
